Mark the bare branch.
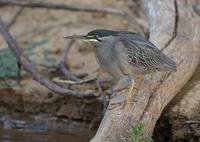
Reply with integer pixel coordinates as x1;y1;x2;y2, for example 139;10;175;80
7;7;25;84
53;77;97;85
7;6;24;28
185;120;200;124
0;0;127;16
58;40;81;81
0;0;145;33
0;19;97;99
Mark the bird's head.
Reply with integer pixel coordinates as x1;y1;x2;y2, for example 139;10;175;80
64;29;118;47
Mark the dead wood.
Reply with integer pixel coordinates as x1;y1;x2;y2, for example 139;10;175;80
90;0;200;141
58;40;81;82
0;0;144;34
0;0;127;17
0;19;97;99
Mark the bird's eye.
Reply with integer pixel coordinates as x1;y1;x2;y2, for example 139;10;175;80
86;35;101;42
95;35;101;42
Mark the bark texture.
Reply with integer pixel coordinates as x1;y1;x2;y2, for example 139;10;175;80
90;0;200;141
154;65;200;141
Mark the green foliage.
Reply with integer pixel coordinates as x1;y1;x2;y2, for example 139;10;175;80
0;39;48;88
128;123;153;142
41;49;59;69
0;47;18;78
26;39;49;55
0;79;17;88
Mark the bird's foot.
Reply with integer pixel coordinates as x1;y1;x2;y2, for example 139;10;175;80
108;93;126;110
95;79;113;96
108;76;136;109
95;79;113;113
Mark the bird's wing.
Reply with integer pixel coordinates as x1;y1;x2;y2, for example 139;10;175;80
119;33;164;70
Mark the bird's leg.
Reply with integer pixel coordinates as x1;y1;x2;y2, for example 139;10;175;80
122;76;145;108
108;75;132;109
17;62;21;84
95;80;113;113
108;76;142;109
112;75;132;93
107;80;113;95
122;79;136;108
128;79;135;96
95;79;103;96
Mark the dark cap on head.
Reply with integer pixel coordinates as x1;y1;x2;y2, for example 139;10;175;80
87;29;118;37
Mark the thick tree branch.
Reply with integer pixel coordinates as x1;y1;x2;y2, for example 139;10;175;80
91;0;200;141
0;19;97;99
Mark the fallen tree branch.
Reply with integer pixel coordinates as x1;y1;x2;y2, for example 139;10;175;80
0;0;144;32
185;120;200;124
0;0;127;16
0;0;144;34
53;77;97;85
0;19;97;99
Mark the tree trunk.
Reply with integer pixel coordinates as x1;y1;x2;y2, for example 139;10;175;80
90;0;200;141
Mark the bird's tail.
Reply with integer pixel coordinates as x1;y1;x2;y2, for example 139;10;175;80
162;55;177;71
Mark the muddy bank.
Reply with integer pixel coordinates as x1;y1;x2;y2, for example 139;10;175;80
0;129;89;142
0;82;104;139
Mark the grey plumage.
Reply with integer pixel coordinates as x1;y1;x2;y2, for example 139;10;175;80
86;29;176;79
120;32;177;72
65;29;177;90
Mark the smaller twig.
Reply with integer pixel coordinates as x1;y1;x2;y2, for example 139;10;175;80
96;80;103;94
0;0;146;33
58;40;80;81
193;4;200;17
53;77;96;85
53;76;112;113
5;7;25;84
17;62;21;84
162;0;178;51
185;120;200;124
0;0;127;16
7;6;24;28
7;6;25;84
38;64;57;69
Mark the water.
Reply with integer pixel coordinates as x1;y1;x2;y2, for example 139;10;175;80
0;129;89;142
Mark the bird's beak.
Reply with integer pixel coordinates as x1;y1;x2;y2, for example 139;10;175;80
64;34;100;42
64;35;87;40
